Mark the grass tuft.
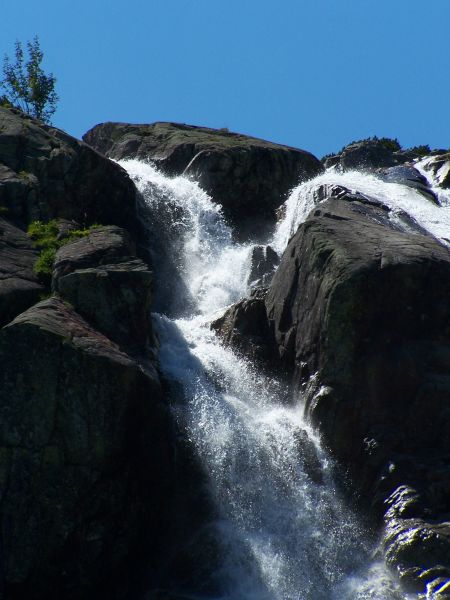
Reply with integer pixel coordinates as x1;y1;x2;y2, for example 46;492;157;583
28;220;101;284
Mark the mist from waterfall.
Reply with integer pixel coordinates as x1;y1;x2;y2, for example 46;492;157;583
119;158;442;599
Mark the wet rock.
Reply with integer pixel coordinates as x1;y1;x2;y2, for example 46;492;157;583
323;154;341;169
293;429;323;485
261;194;450;592
83;121;323;240
420;152;450;189
384;512;450;593
247;245;279;287
312;183;350;203
211;287;273;364
312;183;393;214
0;216;44;327
0;107;137;232
376;165;438;204
0;297;171;599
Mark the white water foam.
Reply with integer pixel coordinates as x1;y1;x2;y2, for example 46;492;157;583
415;156;450;211
273;167;450;252
120;158;414;599
122;159;251;315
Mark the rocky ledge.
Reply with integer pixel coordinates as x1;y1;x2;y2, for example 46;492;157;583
0;107;138;233
83;121;323;240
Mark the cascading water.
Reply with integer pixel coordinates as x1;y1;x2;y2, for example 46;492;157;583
119;158;446;599
273;166;450;253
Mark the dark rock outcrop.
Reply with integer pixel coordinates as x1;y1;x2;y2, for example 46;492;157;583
211;287;273;364
213;193;450;593
0;111;222;600
57;259;153;354
339;139;402;170
83;121;323;240
323;139;433;172
0;216;44;326
52;225;155;354
52;224;136;281
247;245;279;287
268;197;450;592
0;297;172;600
376;165;438;204
0;107;137;232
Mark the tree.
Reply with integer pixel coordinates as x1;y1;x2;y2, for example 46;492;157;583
1;36;58;124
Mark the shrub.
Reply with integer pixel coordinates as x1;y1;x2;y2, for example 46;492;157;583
376;137;402;152
28;220;100;284
34;247;57;282
408;144;431;157
339;136;401;154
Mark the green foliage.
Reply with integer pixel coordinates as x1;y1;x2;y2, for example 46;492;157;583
34;247;57;283
1;36;58;124
0;206;9;215
376;137;401;152
322;136;402;161
28;219;59;249
340;136;401;154
408;144;431;157
28;220;100;284
66;226;101;241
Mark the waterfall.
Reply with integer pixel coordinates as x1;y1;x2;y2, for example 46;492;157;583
273;167;450;253
118;158;431;599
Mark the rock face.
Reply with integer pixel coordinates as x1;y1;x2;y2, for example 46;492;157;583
53;226;154;353
214;193;450;593
53;224;136;278
247;245;279;287
0;107;137;232
211;287;273;364
0;216;44;326
376;165;438;204
83;121;323;240
322;138;445;173
0;111;219;600
0;297;171;600
0;226;216;600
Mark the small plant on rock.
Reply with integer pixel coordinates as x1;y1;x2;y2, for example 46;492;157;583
28;220;100;284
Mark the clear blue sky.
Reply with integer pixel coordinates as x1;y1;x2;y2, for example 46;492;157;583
1;0;449;158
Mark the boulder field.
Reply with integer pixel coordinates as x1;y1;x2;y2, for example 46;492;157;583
0;105;449;598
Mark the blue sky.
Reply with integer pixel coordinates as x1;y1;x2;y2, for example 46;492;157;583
0;0;449;157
